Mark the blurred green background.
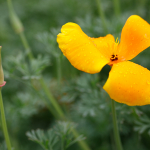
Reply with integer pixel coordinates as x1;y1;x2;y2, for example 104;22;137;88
0;0;150;150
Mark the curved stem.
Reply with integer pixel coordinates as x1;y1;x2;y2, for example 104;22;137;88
39;78;91;150
30;79;58;119
0;88;12;150
72;129;91;150
6;1;91;149
39;77;65;119
6;0;34;60
56;56;62;89
19;32;34;60
113;0;121;17
95;0;108;34
111;99;123;150
7;0;14;14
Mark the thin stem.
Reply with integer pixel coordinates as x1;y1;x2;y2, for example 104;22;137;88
131;107;141;121
30;79;58;119
39;78;91;150
72;129;91;150
111;99;123;150
61;136;64;150
56;56;61;88
6;0;34;60
113;0;121;17
19;32;34;60
39;77;65;119
95;0;108;34
7;0;14;14
6;1;91;149
0;88;12;150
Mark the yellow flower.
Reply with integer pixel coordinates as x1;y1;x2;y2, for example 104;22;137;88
57;15;150;106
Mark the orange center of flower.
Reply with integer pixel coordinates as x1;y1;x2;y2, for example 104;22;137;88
108;38;120;66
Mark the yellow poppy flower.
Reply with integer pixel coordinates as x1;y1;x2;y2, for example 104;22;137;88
57;15;150;106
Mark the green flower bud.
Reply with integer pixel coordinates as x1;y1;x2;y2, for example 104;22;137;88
0;46;5;85
9;11;24;34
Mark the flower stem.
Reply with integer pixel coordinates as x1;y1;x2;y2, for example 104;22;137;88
72;129;91;150
113;0;121;17
19;32;34;60
111;99;123;150
56;56;62;88
6;0;34;60
39;77;65;119
39;77;91;150
30;79;58;119
95;0;108;34
6;1;91;149
0;88;12;150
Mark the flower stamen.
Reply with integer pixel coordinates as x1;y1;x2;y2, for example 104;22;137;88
110;54;118;61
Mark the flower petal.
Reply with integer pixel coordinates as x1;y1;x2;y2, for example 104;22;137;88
103;61;150;106
118;15;150;61
57;23;109;74
90;34;115;60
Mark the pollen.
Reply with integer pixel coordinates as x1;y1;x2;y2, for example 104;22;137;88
115;37;119;44
109;37;119;62
110;54;118;61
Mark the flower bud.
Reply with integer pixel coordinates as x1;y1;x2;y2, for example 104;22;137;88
0;47;6;87
9;10;24;34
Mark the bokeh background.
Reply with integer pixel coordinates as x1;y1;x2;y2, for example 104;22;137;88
0;0;150;150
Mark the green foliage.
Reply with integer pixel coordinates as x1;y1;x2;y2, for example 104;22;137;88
0;142;15;150
134;115;150;135
27;129;58;150
60;73;108;117
0;0;150;150
36;28;61;57
0;142;7;150
4;52;50;79
26;121;85;150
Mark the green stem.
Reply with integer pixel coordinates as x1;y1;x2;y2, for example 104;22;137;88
72;129;91;150
6;1;91;149
113;0;121;17
40;77;91;150
132;107;140;120
61;136;64;150
111;99;123;150
7;0;14;14
39;77;65;119
6;0;34;60
30;79;58;119
56;56;61;88
0;88;12;150
95;0;108;34
19;32;34;60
